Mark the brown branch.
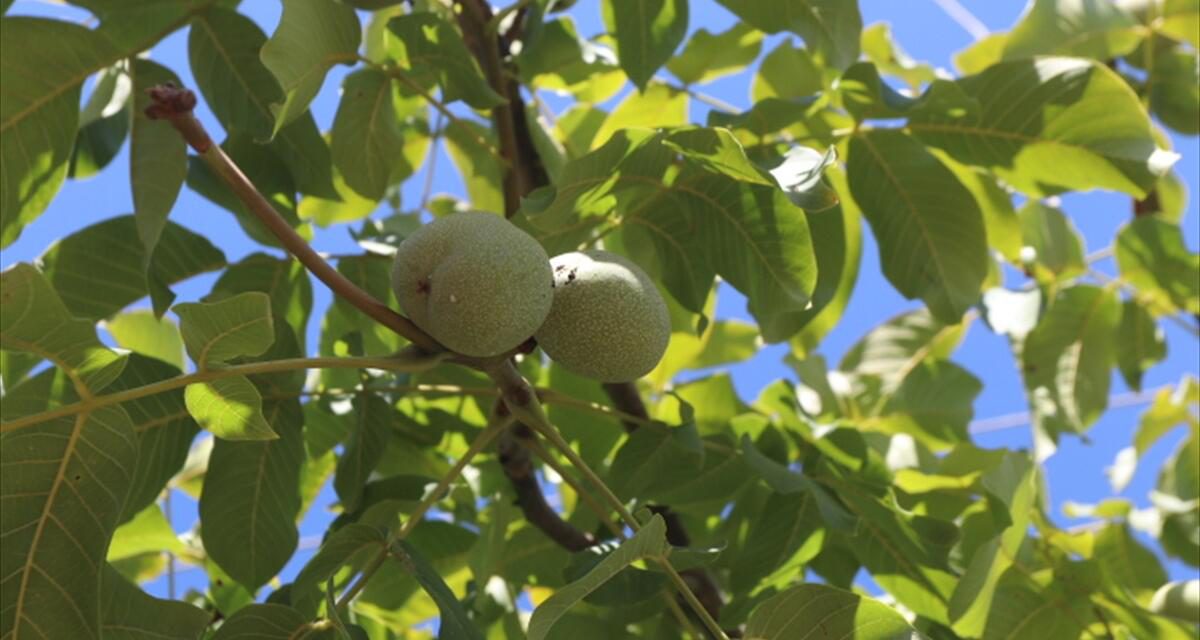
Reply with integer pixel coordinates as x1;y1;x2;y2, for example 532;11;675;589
498;424;596;551
601;382;650;433
454;0;547;217
144;84;443;353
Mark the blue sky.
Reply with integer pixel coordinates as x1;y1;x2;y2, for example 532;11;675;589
3;0;1198;600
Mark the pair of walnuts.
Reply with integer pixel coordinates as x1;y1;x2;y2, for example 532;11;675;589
391;212;670;382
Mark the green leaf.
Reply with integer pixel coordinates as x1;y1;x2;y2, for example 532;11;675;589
444;119;505;214
1096;523;1168;603
935;151;1022;263
105;310;185;370
1003;0;1140;60
745;583;922;639
602;0;689;91
527;514;669;640
69;65;131;180
1;263;127;393
189;8;284;141
788;168;862;356
101;565;210;640
662;126;774;185
39;215;225;321
641;162;818;340
908;58;1176;198
297;163;381;227
1158;0;1200;47
739;435;857;530
590;84;688;150
174;291;274;368
200;398;305;589
1148;45;1200;136
834;482;958;622
1116;299;1167;391
1017;201;1086;283
667;23;763;85
292;523;387;616
1156;426;1199;566
185;376;278;441
107;503;184;562
211;603;314;639
130;59;188;293
0;18;113;247
188;8;337;197
210;253;314;344
948;453;1037;637
563;541;668;606
386;13;505;110
608;421;704;500
730;491;824;594
335;395;394;512
1135;378;1198;455
1023;285;1122;459
847;129;988;323
878;360;982;451
714;0;862;70
980;580;1093;640
515;16;626;104
393;539;485;640
840;307;966;392
332;69;406;201
862;22;936;91
105;354;200;520
708;96;851;149
0;404;137;640
261;0;360;135
840;61;918;121
751;40;823;102
1116;216;1200;315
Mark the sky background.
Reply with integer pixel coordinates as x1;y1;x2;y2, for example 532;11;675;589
3;0;1198;603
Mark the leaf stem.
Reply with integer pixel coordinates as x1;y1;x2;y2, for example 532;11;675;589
0;353;447;433
526;438;624;539
333;415;509;609
366;59;507;166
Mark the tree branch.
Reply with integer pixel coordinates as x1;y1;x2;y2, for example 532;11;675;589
498;423;597;551
144;84;443;353
0;352;447;433
454;0;547;217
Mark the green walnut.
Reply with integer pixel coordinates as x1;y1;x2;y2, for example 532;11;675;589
535;250;670;382
391;212;552;357
1150;580;1199;622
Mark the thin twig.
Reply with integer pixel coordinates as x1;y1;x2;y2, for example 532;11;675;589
378;64;506;165
526;438;624;539
144;85;443;353
969;385;1170;434
658;78;743;114
0;353;447;433
420;110;445;212
929;0;991;41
